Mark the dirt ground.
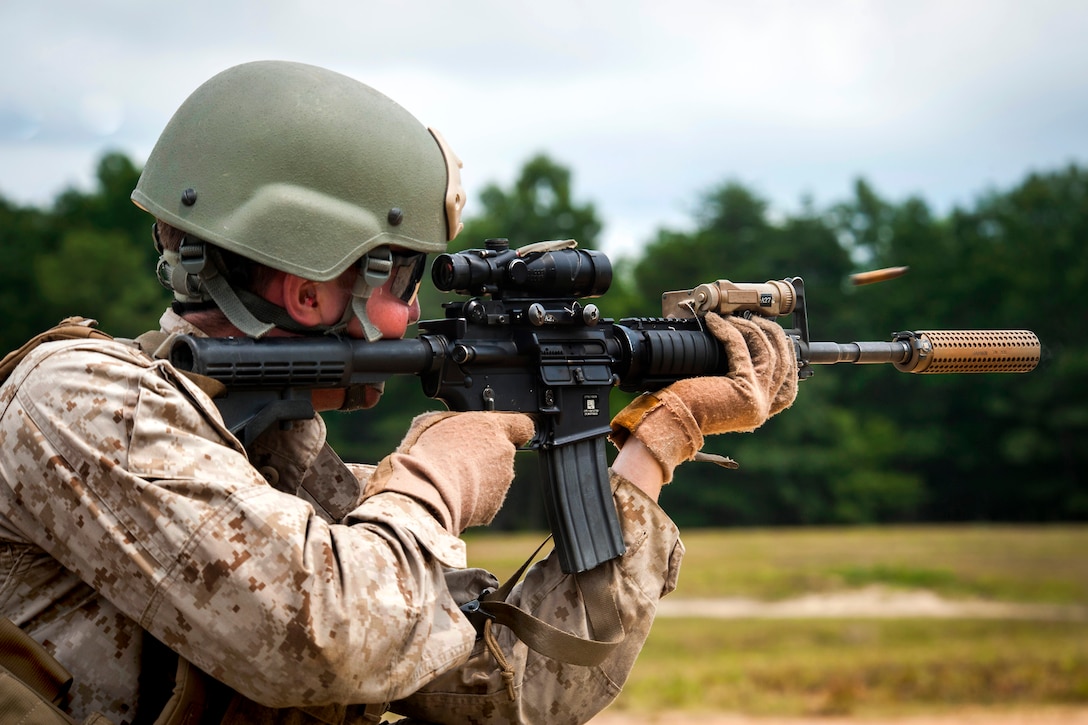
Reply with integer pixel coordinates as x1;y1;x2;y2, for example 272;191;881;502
591;707;1088;724
591;588;1088;724
653;588;1088;621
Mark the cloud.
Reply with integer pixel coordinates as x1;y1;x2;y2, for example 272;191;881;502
2;0;1087;256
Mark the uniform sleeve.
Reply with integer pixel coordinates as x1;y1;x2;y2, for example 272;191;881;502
390;476;684;725
1;341;477;708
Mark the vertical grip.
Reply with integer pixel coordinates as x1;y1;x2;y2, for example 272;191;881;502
539;437;627;574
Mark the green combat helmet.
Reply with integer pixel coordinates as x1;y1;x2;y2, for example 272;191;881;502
132;60;465;341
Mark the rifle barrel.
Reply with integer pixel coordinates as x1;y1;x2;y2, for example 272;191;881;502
805;330;1039;374
805;340;912;365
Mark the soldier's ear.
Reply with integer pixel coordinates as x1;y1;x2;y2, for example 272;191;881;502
280;274;348;328
280;275;324;326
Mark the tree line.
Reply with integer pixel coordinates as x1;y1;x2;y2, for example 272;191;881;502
2;151;1082;528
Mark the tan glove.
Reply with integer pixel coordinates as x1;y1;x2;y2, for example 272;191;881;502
365;411;536;534
610;313;798;482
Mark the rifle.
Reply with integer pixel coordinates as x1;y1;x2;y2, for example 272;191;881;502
168;239;1040;574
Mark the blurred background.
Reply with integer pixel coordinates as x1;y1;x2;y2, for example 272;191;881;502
3;2;1086;718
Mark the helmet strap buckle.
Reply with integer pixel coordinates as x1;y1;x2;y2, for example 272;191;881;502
361;247;393;288
177;237;211;298
178;236;207;275
335;247;396;343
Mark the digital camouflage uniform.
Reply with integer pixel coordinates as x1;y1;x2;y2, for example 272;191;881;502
0;310;684;724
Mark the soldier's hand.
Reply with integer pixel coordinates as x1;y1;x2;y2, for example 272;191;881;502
366;411;535;534
609;313;797;483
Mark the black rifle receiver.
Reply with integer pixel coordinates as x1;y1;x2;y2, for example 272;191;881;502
168;239;1040;574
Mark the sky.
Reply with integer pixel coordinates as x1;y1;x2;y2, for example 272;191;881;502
2;1;1087;259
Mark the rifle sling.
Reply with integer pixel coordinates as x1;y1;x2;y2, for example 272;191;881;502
468;538;625;667
0;617;73;704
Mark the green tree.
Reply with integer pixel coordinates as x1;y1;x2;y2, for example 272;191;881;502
455;153;603;251
52;152;150;247
0;198;57;352
35;228;165;335
817;171;1086;522
914;167;1087;519
1;151;163;350
626;181;917;526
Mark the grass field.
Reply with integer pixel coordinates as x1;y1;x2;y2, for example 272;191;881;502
463;525;1088;718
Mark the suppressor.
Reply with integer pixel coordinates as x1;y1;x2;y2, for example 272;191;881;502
804;330;1040;374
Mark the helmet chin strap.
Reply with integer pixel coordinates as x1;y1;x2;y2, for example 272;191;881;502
160;238;394;341
342;246;394;342
166;237;277;337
